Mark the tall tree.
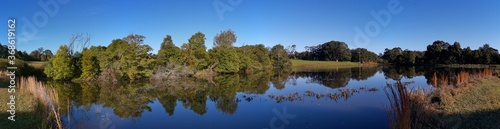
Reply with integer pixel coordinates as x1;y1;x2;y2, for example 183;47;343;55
179;32;208;70
80;46;105;81
448;42;462;64
382;47;402;63
320;41;351;61
122;34;155;80
157;35;180;64
42;49;54;61
402;49;416;64
44;45;74;80
286;45;297;59
270;44;290;68
425;40;450;64
462;47;474;64
213;29;237;48
209;30;240;73
208;47;240;73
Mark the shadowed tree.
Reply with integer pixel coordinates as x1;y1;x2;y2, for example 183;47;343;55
351;48;378;63
320;41;351;61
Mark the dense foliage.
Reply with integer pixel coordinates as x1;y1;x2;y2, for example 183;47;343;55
39;30;291;81
0;43;53;61
381;40;500;65
8;32;500;81
44;45;75;80
294;40;377;62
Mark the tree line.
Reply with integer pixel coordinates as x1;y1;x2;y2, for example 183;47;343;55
5;31;500;81
381;40;500;65
283;40;500;65
44;30;292;81
0;44;54;61
291;40;379;63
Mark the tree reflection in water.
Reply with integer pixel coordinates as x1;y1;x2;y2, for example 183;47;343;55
53;66;491;124
292;67;378;89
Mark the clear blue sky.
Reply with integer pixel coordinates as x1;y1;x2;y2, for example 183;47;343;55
1;0;499;54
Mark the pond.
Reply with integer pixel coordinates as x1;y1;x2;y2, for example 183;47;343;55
49;66;490;129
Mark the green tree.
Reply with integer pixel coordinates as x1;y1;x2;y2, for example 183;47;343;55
179;32;208;70
0;43;8;58
72;51;83;78
42;49;54;61
479;44;498;64
157;35;180;64
213;29;237;48
208;30;241;73
101;35;154;81
462;47;474;64
121;34;155;80
351;48;378;63
448;42;462;64
80;48;100;80
29;48;43;61
44;45;74;80
208;47;240;73
320;41;351;61
382;47;402;64
424;40;451;64
270;44;291;68
402;50;416;64
237;44;272;72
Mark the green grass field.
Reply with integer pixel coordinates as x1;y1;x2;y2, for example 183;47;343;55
290;59;377;69
26;61;47;70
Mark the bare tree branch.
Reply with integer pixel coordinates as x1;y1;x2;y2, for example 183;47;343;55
67;33;91;55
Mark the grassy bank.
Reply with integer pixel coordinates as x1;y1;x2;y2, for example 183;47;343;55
290;59;377;69
0;86;42;128
385;68;500;129
27;61;47;70
0;77;61;129
440;76;500;128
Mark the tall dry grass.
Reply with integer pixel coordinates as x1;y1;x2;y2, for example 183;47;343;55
386;68;495;129
430;68;494;88
0;70;7;80
18;76;62;129
384;81;411;129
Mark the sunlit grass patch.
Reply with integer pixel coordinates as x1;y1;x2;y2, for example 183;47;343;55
386;68;500;129
0;77;62;129
0;87;41;128
27;61;47;70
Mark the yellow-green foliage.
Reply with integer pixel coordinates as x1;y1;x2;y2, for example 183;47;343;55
208;46;240;73
179;32;208;70
80;48;100;80
44;45;74;80
157;35;180;64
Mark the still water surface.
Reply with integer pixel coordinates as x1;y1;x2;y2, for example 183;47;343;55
50;66;488;129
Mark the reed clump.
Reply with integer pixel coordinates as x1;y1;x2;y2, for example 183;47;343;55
18;76;62;129
385;68;497;129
